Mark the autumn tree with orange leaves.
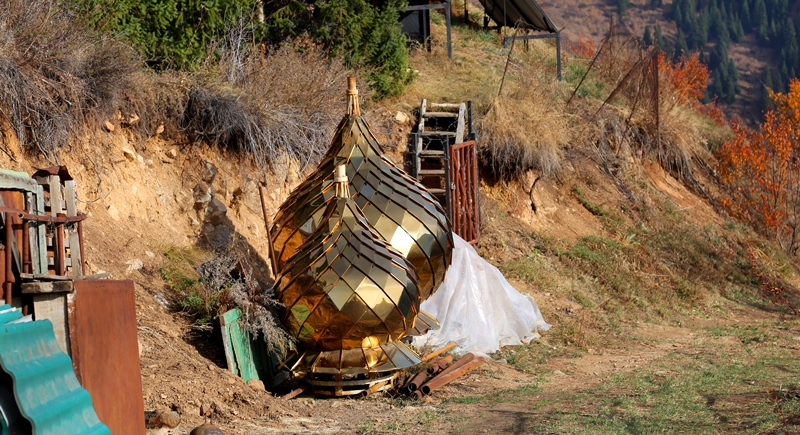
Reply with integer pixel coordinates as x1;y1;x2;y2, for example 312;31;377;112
716;78;800;254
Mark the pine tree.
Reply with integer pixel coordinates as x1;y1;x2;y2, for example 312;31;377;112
643;25;654;47
618;0;630;15
762;66;774;109
651;0;662;7
655;24;664;48
741;0;751;29
754;0;768;35
676;29;689;56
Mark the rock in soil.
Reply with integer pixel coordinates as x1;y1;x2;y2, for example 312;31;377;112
189;424;225;435
144;410;181;428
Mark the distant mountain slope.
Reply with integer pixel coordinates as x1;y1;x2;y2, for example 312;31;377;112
534;0;789;125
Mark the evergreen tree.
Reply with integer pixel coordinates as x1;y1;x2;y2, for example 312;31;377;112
618;0;630;15
643;25;654;47
675;29;689;56
651;0;662;7
754;0;768;40
655;24;664;48
762;66;774;109
673;1;684;27
741;0;751;29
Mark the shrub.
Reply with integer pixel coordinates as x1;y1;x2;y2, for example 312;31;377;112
716;79;800;255
160;243;293;353
180;44;355;172
264;0;413;97
0;0;142;158
74;0;257;69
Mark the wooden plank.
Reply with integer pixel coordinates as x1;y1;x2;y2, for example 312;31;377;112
419;131;455;137
48;175;62;217
64;180;82;276
22;281;74;294
64;180;77;216
35;185;46;274
423;111;459;118
69;230;82;276
220;309;241;377
430;102;462;109
33;293;70;354
228;316;260;383
0;172;38;193
20;272;110;281
455;103;466;144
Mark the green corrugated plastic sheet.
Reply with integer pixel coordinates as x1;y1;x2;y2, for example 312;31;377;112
0;304;110;435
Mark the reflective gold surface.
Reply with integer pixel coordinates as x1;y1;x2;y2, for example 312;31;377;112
274;170;420;354
271;83;453;301
271;80;451;376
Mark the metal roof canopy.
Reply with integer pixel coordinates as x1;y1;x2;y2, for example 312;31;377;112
479;0;562;80
479;0;558;33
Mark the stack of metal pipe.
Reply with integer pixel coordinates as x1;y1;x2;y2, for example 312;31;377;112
399;343;486;400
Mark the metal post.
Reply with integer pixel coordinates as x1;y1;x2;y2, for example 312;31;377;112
445;1;452;59
4;214;11;305
556;30;562;81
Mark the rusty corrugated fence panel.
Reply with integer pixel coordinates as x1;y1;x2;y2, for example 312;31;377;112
69;280;145;435
449;140;479;244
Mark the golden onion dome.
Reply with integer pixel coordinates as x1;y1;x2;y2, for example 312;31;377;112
274;165;420;352
271;78;453;301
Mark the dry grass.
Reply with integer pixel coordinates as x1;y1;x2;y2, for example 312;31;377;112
0;0;144;160
180;41;360;176
477;41;577;180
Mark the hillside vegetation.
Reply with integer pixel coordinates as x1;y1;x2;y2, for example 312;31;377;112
0;1;798;433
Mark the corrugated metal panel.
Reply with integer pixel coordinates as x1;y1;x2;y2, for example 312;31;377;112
479;0;558;33
0;305;21;325
0;308;109;435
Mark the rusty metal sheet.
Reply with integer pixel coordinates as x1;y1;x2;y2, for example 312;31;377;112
68;280;145;435
449;140;480;244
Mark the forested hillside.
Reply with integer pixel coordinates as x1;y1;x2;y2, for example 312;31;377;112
655;0;800;110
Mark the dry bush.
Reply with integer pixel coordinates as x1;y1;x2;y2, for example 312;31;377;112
199;241;293;355
180;39;360;174
478;55;573;181
0;0;143;159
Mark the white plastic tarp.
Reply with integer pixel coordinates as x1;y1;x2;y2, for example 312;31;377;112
413;234;551;355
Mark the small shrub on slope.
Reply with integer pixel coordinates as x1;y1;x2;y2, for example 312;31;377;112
180;44;355;173
0;0;141;159
717;79;800;255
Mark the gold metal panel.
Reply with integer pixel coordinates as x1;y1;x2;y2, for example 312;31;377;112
271;82;453;301
274;190;420;352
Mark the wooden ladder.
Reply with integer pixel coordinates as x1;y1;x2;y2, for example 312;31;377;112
411;100;467;204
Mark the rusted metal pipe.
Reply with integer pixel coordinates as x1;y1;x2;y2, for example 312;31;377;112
281;385;308;400
422;342;455;362
0;206;85;223
407;371;429;392
435;353;475;379
4;213;11;304
77;220;85;275
420;357;485;396
436;354;454;371
21;218;30;274
56;222;65;276
427;357;443;374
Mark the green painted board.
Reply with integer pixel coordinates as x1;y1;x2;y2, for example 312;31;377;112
220;309;281;384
